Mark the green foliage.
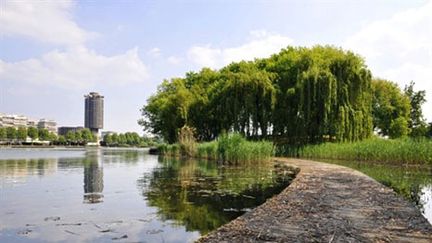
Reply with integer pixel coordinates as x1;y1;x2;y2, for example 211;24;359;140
140;45;373;145
57;135;66;145
6;127;16;140
372;79;410;137
27;127;38;140
65;131;76;142
16;127;27;141
299;138;432;165
160;133;273;164
197;141;218;160
0;127;6;140
389;117;409;138
217;133;274;163
80;128;94;143
102;132;150;147
404;81;427;137
38;128;50;141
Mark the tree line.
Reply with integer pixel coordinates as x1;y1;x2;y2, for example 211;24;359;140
140;45;429;145
0;127;97;145
0;127;56;142
102;132;155;147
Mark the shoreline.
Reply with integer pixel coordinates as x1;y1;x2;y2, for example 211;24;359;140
198;158;432;242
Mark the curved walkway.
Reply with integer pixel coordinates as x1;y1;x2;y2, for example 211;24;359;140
199;158;432;242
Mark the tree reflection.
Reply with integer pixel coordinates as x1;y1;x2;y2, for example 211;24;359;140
137;157;296;234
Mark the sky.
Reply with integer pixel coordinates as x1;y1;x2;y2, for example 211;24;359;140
0;0;431;134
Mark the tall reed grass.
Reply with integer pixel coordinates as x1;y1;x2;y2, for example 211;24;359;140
158;133;274;164
299;137;432;165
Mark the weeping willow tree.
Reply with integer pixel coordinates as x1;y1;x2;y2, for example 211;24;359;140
139;45;373;145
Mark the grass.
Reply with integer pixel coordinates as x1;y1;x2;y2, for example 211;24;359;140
158;133;274;164
298;137;432;165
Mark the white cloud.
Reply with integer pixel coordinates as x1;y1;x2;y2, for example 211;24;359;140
345;1;432;121
187;30;293;68
147;47;162;58
167;56;183;65
0;46;149;90
0;0;95;45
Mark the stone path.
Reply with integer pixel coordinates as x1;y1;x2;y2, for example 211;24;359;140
198;158;432;242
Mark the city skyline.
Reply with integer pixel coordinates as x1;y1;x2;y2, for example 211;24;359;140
1;0;431;133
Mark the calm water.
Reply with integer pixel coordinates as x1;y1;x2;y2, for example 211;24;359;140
0;148;295;242
320;159;432;224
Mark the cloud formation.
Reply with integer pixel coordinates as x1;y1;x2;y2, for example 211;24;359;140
345;1;432;120
0;0;95;46
0;1;149;90
0;46;149;90
187;31;293;68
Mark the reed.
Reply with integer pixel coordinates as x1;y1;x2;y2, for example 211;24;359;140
159;133;274;163
299;137;432;165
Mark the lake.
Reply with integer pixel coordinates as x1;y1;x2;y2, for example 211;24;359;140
0;148;295;242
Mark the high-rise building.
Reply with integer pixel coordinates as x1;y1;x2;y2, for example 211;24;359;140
84;92;104;138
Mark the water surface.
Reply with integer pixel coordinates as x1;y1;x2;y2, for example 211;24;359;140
0;148;294;242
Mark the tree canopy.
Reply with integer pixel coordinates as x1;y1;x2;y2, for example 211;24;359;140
140;45;374;144
371;79;411;138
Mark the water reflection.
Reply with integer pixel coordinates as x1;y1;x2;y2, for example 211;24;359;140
0;158;58;187
0;148;295;242
138;157;297;234
83;150;104;204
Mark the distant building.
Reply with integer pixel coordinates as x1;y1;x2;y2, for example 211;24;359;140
38;119;57;134
58;126;84;136
0;114;28;127
27;118;38;128
84;92;104;138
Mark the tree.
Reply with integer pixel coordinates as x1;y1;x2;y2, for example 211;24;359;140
371;79;410;137
65;131;76;143
17;127;27;141
81;128;93;143
48;132;57;142
38;128;50;141
389;117;409;138
75;130;82;143
0;127;6;141
140;46;373;144
57;135;66;145
111;133;119;145
6;127;17;140
27;127;38;141
118;134;126;145
404;81;427;137
104;134;113;145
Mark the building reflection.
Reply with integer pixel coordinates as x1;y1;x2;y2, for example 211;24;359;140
83;150;104;204
0;158;58;187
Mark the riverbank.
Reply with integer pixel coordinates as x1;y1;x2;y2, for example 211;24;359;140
199;158;432;242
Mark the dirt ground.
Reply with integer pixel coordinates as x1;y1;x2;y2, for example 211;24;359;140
198;158;432;243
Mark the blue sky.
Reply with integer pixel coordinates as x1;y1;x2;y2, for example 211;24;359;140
1;0;431;133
